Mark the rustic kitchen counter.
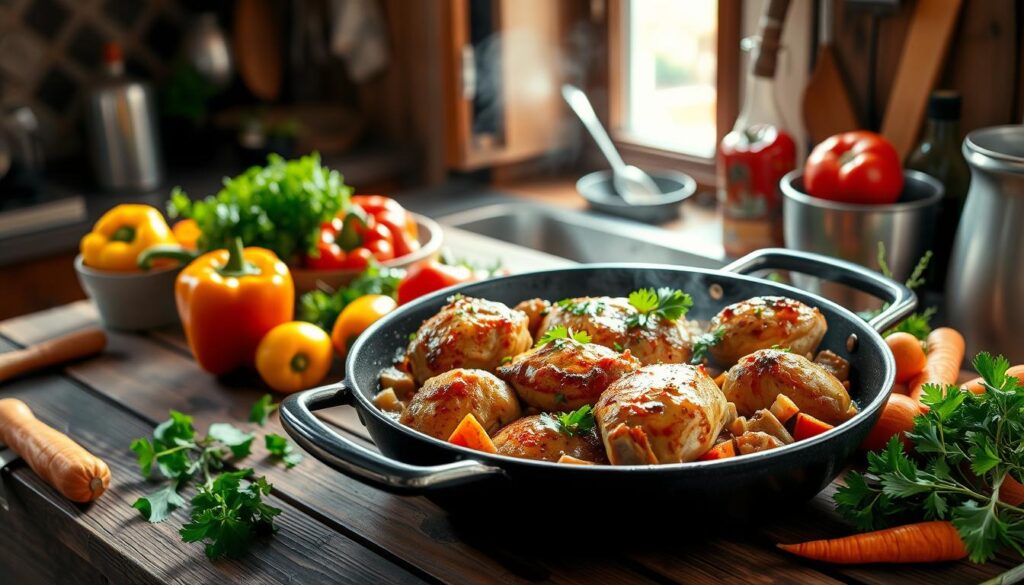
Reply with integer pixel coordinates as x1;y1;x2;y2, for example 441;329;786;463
0;227;1016;584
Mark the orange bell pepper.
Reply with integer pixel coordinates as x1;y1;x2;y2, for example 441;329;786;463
176;238;294;375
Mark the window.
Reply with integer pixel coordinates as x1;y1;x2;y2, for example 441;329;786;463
621;0;719;158
608;0;739;184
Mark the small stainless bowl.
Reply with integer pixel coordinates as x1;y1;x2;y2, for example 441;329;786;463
780;169;943;310
75;255;183;331
576;169;697;223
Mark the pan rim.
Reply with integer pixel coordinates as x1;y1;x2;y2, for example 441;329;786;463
346;262;895;473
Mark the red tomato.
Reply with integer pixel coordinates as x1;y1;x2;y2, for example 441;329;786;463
397;260;474;305
803;131;904;205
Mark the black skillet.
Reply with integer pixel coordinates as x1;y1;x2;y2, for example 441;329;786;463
280;249;915;519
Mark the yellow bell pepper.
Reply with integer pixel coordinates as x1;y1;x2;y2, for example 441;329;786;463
80;204;176;271
255;322;334;393
331;294;397;358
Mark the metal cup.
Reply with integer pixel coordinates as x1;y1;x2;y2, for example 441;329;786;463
780;170;943;312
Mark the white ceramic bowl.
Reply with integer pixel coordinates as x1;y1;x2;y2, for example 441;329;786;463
74;255;183;331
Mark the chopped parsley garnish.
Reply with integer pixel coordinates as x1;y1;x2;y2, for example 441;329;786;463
535;325;591;348
613;342;625;353
248;394;279;426
689;328;725;364
555;298;606;317
626;287;692;328
556;405;595;437
500;356;513;365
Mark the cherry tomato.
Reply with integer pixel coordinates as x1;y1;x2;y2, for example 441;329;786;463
804;131;904;205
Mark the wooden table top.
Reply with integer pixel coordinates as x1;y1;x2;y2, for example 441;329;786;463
0;228;1018;584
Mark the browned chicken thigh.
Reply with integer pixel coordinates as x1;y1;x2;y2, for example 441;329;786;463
513;298;551;340
539;296;694;364
497;335;640;411
709;296;827;366
492;414;607;463
407;295;533;385
722;348;853;424
399;368;521;439
594;364;729;465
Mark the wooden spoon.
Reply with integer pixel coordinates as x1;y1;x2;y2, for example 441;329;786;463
802;0;859;146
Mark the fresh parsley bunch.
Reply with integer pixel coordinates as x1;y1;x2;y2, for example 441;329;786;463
836;353;1024;562
168;153;351;262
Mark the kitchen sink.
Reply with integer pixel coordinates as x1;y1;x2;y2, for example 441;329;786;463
436;202;724;269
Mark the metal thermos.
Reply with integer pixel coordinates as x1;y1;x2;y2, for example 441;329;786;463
85;42;164;191
947;126;1024;363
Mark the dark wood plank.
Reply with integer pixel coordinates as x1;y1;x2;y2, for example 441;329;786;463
0;339;426;585
1;305;662;585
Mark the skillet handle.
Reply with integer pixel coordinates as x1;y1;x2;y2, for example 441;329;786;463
722;248;916;333
280;382;505;494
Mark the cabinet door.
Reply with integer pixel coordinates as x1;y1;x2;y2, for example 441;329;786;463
443;0;566;170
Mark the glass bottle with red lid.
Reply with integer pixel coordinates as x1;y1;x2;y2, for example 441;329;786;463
718;0;796;257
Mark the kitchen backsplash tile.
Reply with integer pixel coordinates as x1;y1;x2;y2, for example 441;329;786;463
0;0;185;159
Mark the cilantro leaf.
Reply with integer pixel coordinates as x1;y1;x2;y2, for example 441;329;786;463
555;406;595;437
974;352;1011;390
265;434;303;468
249;394;279;426
535;325;591;348
133;484;187;523
690;328;725;364
626;287;692;328
207;423;254;459
130;438;157;478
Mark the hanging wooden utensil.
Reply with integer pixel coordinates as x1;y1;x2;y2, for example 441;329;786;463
881;0;963;160
234;0;283;101
802;0;859;146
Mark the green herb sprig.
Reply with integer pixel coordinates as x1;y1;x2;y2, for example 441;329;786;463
555;298;607;317
626;287;692;328
690;328;725;364
860;243;936;341
249;394;279;426
535;325;591;348
836;353;1024;563
555;406;595;437
130;407;303;560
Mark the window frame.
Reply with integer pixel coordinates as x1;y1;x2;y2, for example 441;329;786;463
605;0;741;187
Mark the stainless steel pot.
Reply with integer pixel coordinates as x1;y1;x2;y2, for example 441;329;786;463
780;170;942;311
947;126;1024;363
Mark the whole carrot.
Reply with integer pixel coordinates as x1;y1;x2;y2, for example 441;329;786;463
909;328;965;403
778;521;967;564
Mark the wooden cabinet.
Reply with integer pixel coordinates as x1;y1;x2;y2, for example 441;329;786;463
441;0;571;170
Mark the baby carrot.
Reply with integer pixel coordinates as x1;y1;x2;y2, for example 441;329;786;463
909;328;965;403
778;521;967;564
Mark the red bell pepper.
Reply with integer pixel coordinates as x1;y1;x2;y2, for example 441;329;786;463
351;195;420;257
305;211;395;271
